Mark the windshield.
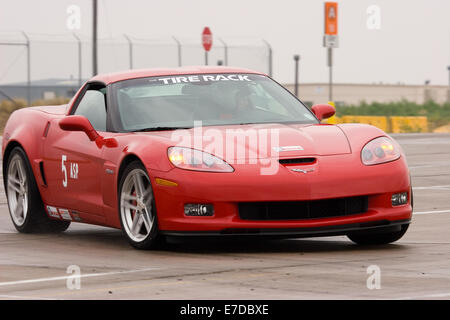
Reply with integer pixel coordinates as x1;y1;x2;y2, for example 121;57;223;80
111;73;318;131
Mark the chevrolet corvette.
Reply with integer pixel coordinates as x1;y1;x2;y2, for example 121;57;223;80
2;67;412;249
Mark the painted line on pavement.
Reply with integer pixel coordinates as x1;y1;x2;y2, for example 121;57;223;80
0;267;158;287
414;209;450;215
413;185;450;190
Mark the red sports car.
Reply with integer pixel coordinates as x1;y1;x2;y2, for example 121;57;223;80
2;67;412;249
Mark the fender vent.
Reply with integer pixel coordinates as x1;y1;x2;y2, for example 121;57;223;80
43;121;51;137
39;161;47;186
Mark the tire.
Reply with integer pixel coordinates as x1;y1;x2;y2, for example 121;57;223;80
347;224;409;245
118;160;165;249
5;147;70;233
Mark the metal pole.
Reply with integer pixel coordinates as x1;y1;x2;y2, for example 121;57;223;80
205;51;208;66
172;36;182;67
294;55;300;97
448;66;450;86
262;39;273;77
218;38;228;66
124;34;133;69
0;89;22;108
73;33;82;87
447;66;450;103
92;0;98;76
328;47;333;101
21;31;31;107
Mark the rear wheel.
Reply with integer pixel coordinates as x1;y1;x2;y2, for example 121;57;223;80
6;147;70;233
118;161;165;249
347;224;409;245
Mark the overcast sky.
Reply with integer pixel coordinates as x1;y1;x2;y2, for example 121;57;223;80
0;0;449;85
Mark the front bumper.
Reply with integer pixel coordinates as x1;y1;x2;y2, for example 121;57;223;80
149;153;412;234
161;218;411;238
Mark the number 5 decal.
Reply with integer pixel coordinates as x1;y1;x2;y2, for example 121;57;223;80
62;155;67;187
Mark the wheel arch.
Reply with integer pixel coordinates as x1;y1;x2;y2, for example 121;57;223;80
117;153;147;187
2;109;48;191
3;140;27;189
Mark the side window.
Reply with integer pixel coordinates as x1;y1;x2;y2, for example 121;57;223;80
74;86;107;131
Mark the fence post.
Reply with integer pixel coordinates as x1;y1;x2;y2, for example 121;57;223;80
21;31;31;107
124;34;133;70
218;38;228;66
72;33;82;87
172;36;182;67
262;39;272;77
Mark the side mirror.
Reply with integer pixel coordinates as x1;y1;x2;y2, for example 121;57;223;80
311;104;335;121
59;115;100;141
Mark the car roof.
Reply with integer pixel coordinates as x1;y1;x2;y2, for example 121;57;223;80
90;66;266;85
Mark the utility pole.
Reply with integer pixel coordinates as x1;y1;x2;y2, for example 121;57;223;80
92;0;98;76
293;55;300;96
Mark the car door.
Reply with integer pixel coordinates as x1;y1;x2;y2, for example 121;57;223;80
42;83;108;221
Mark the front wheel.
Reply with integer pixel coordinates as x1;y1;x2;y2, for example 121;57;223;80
118;161;165;249
347;224;409;245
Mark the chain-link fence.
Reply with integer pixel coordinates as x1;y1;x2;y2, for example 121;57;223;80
0;31;272;105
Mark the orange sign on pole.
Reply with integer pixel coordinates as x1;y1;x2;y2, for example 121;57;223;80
324;2;338;35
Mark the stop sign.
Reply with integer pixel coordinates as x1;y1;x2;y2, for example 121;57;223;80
202;27;213;52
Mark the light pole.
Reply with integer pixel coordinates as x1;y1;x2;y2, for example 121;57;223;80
92;0;98;76
328;47;333;102
293;54;300;97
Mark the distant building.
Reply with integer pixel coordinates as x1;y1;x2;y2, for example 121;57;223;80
3;79;449;107
284;83;450;106
0;78;84;103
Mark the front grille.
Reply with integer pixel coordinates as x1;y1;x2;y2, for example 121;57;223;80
279;158;316;165
238;196;368;221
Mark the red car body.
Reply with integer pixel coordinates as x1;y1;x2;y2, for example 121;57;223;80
2;67;412;245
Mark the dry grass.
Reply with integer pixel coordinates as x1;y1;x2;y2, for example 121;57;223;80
0;97;71;134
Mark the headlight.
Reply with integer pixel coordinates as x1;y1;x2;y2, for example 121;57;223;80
361;137;400;165
168;147;234;172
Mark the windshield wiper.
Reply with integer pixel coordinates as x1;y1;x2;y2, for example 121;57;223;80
132;126;192;132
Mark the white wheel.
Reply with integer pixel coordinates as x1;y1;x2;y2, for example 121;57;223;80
7;153;29;227
119;161;164;249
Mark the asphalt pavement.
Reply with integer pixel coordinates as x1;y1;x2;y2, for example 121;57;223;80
0;133;449;300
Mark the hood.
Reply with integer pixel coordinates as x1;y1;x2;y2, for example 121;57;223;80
144;123;351;161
